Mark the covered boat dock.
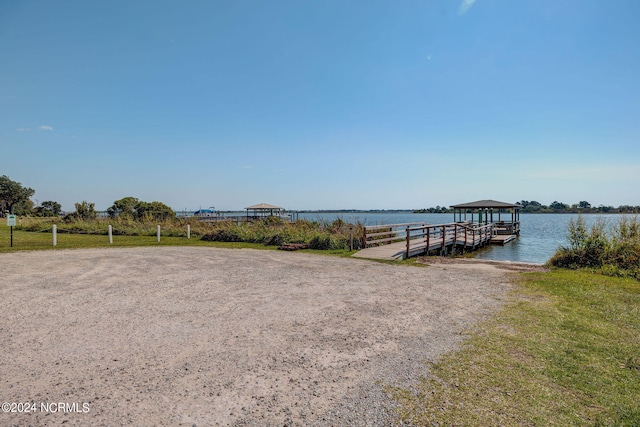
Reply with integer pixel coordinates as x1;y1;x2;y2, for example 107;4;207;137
450;199;521;244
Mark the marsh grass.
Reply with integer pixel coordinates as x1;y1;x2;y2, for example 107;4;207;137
2;216;365;252
17;216;215;237
200;217;364;250
389;270;640;426
549;215;640;279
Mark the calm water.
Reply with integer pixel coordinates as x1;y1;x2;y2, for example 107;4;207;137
297;212;632;264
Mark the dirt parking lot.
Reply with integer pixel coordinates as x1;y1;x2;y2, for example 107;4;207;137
0;247;515;426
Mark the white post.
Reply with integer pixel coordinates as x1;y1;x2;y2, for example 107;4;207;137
108;225;113;244
157;225;161;243
52;224;57;246
187;224;191;239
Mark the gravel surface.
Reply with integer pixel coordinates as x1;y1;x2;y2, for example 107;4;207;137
0;247;515;426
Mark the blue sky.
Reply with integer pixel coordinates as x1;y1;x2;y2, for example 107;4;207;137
1;0;639;211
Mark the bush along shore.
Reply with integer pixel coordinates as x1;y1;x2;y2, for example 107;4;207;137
549;215;640;279
16;216;365;251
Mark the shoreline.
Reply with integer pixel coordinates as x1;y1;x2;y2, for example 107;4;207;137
417;256;549;272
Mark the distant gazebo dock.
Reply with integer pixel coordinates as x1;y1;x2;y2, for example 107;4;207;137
245;203;288;220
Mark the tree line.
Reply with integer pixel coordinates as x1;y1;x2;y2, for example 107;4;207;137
516;200;640;214
416;200;640;214
0;175;175;221
3;174;640;219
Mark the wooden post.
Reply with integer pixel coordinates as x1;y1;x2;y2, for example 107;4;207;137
441;225;446;253
157;225;161;243
454;223;457;250
464;224;468;248
405;226;411;259
426;225;430;254
187;224;191;239
52;224;57;246
108;225;113;244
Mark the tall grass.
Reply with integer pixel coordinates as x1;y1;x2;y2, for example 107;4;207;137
549;215;640;279
15;216;365;250
200;217;364;250
18;216;214;237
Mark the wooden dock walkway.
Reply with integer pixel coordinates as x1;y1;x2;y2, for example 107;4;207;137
353;222;513;261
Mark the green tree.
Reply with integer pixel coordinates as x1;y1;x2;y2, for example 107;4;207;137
34;200;62;217
578;201;591;209
135;201;175;221
12;199;35;215
69;201;97;220
107;196;139;219
528;201;542;211
0;175;35;214
107;197;175;220
550;201;568;211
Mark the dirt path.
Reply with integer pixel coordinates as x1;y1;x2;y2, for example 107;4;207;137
0;247;515;426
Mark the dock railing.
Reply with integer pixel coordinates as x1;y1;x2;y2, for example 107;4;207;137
494;221;520;235
363;222;429;247
403;222;494;258
364;222;494;258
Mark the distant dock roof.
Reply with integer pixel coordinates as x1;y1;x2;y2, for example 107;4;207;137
450;200;521;209
245;203;283;210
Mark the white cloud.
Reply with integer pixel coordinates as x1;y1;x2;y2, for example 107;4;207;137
16;128;31;131
458;0;477;15
39;125;54;131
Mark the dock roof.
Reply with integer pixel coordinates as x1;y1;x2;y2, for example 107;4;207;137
450;200;521;209
245;203;283;210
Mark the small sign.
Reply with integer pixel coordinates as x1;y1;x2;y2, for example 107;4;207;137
7;214;16;227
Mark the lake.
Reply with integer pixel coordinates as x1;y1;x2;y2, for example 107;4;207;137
296;212;632;265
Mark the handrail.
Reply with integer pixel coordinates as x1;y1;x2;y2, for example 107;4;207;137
363;222;428;247
364;220;497;256
364;222;429;232
404;222;494;258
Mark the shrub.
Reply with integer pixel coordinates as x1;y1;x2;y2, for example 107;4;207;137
264;233;285;246
64;201;97;221
309;235;333;250
309;234;348;250
549;215;640;280
201;229;243;242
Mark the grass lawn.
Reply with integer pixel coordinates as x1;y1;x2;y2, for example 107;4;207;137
0;224;272;252
390;269;640;426
0;223;361;256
